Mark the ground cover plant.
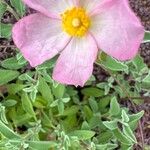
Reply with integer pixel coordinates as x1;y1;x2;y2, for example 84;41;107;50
0;0;150;150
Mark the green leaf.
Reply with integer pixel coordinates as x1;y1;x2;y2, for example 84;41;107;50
39;70;53;83
81;87;104;97
41;110;53;128
18;71;34;81
89;98;98;113
0;23;12;39
14;113;32;126
28;141;57;150
2;99;17;107
98;131;113;143
1;57;26;70
0;2;7;19
16;52;27;65
129;111;144;122
107;143;118;150
58;101;64;114
132;55;146;72
30;88;38;101
103;120;118;130
61;105;79;116
61;97;70;103
81;121;90;130
129;111;144;130
7;83;25;94
143;31;150;43
38;77;53;104
33;96;47;109
63;114;77;131
109;97;121;116
37;56;57;70
0;105;8;124
83;105;93;121
96;143;118;150
89;114;101;129
99;96;110;109
142;71;150;83
0;69;19;85
10;0;25;17
121;110;130;123
128;120;138;131
21;92;36;120
96;144;107;150
50;100;58;107
123;125;137;143
121;144;133;150
7;140;57;150
52;83;65;99
0;120;20;139
69;130;95;140
112;129;133;145
98;52;128;71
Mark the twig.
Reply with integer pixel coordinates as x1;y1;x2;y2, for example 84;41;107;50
0;45;16;48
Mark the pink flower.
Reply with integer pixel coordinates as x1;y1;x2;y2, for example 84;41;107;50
12;0;144;86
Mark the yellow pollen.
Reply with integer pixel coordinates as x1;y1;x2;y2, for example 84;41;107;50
72;18;81;27
61;7;90;37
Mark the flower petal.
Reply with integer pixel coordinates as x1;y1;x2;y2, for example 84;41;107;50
12;13;70;67
23;0;76;19
79;0;111;14
53;34;98;86
90;0;144;61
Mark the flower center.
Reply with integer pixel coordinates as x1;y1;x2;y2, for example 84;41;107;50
61;7;90;37
72;18;81;27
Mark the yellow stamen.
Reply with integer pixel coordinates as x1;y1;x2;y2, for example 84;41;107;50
61;7;90;37
72;18;81;27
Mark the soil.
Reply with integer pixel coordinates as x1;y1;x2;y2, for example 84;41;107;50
0;1;150;150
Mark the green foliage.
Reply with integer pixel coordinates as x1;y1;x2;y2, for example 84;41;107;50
0;120;21;139
10;0;25;17
1;57;26;70
38;76;53;104
0;69;20;85
69;130;95;140
0;2;149;149
98;52;128;72
81;87;104;97
21;92;36;120
0;23;12;39
0;51;148;149
109;97;121;116
143;31;150;43
0;2;7;19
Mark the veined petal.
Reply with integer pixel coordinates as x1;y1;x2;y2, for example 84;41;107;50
23;0;77;19
79;0;112;15
53;34;98;86
90;0;144;61
12;13;70;67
